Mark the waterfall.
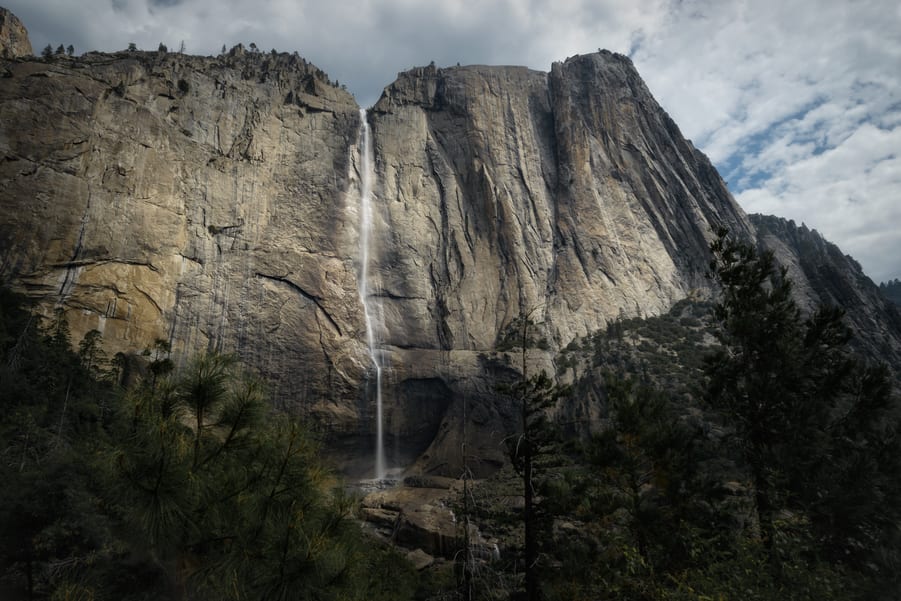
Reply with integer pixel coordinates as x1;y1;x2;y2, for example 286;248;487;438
357;108;386;480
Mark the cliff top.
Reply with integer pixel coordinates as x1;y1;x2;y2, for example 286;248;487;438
373;50;636;112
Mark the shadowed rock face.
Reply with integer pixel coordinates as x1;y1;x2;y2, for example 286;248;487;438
2;25;894;477
751;214;901;367
366;54;752;473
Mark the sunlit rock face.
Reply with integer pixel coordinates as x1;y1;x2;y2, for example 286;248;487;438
369;56;750;353
0;7;32;59
0;47;369;434
4;19;895;477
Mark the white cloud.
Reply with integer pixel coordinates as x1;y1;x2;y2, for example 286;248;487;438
737;124;901;282
5;0;900;281
631;0;901;282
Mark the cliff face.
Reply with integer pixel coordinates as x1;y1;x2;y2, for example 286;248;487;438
0;48;370;430
752;214;901;368
0;7;31;59
370;56;749;348
366;54;752;472
2;21;894;476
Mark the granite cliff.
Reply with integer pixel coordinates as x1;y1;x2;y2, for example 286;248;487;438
0;7;30;59
1;13;897;476
751;214;901;367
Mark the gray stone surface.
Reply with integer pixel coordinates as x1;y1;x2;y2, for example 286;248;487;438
751;214;901;367
1;26;896;476
0;7;31;59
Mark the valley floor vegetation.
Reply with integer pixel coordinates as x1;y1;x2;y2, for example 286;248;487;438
0;288;418;601
2;230;900;600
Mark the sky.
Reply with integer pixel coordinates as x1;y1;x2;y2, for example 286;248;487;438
6;0;900;283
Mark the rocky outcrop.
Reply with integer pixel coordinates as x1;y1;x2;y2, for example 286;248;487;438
361;478;499;561
0;47;370;431
752;214;901;369
0;7;31;59
4;11;893;477
367;54;752;473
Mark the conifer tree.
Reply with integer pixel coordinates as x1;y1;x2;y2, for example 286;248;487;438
498;311;568;601
706;228;901;577
108;352;369;600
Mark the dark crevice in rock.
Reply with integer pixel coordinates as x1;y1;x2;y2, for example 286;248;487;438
57;192;91;298
50;258;160;271
254;272;343;337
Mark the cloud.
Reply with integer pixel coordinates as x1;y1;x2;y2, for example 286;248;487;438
736;123;901;283
630;0;901;282
5;0;899;282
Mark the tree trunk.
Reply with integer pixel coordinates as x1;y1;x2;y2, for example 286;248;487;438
524;444;539;601
752;459;776;565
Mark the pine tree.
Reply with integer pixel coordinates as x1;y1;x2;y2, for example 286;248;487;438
706;228;901;576
108;352;370;600
78;329;106;375
498;311;568;601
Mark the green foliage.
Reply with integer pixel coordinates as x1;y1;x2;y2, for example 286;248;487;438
706;228;901;582
495;311;569;601
78;329;106;376
879;277;901;306
105;352;383;600
0;291;118;599
486;234;901;600
0;288;414;600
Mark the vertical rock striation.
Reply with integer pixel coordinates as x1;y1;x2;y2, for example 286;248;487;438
369;53;752;351
0;47;370;432
366;53;753;473
752;214;901;367
2;18;894;476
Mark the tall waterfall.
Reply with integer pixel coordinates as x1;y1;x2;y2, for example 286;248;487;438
357;108;386;480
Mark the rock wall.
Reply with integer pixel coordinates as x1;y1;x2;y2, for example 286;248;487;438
0;7;31;59
752;214;901;368
8;37;891;477
369;56;750;351
366;54;752;473
0;48;371;433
